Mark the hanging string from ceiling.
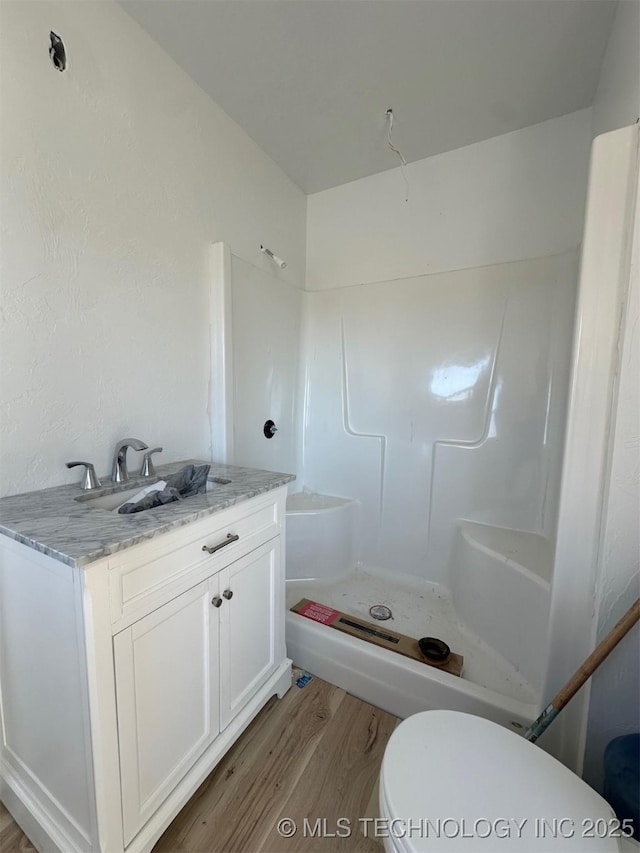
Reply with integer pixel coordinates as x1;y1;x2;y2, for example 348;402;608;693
386;108;409;202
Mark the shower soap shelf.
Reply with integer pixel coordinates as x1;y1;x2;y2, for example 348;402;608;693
291;598;463;677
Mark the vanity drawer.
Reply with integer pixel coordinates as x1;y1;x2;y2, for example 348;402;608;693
108;490;282;632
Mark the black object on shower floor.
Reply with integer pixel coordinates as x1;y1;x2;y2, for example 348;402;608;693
290;598;463;677
418;637;451;664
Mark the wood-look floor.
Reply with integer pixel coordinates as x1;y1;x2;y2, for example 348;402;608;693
0;800;36;852
0;672;398;853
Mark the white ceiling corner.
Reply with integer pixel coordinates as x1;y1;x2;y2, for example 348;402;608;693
119;0;617;193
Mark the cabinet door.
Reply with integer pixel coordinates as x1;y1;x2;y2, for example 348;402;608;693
219;538;280;730
114;578;220;845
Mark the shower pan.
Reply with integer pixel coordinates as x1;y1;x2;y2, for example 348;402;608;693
285;491;544;729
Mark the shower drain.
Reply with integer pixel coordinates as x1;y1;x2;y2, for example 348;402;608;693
369;604;392;621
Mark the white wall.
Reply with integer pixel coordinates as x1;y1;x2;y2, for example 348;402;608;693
306;109;592;291
540;127;638;775
0;0;306;497
592;0;640;137
584;1;640;794
583;151;640;794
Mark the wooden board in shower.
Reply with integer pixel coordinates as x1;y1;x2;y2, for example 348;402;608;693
290;599;463;677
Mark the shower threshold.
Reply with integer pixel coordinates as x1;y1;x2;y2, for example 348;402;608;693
285;567;540;730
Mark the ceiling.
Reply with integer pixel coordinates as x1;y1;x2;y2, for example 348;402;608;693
120;0;616;194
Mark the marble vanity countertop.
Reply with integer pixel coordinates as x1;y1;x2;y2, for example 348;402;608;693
0;460;295;568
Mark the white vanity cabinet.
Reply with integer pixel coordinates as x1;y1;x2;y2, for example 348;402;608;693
0;486;291;853
114;538;281;845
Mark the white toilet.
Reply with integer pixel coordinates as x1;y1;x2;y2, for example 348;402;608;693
379;711;638;852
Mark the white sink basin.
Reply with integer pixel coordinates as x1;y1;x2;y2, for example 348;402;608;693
79;487;144;511
75;477;232;513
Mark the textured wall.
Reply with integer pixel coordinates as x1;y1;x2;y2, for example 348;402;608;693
0;0;305;496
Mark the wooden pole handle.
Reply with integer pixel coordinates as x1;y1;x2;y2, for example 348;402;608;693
525;598;639;743
551;597;640;713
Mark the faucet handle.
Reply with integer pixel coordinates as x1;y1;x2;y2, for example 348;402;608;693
67;461;102;491
139;447;163;478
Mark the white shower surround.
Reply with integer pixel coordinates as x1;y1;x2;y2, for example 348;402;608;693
212;244;575;741
282;244;573;726
300;252;577;585
211;122;639;772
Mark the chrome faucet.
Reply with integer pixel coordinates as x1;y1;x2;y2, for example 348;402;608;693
112;438;148;483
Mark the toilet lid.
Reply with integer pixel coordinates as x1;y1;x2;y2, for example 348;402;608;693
379;711;621;852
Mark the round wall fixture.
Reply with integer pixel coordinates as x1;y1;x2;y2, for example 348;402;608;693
263;420;278;439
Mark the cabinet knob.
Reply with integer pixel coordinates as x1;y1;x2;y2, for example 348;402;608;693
223;589;233;600
211;596;223;608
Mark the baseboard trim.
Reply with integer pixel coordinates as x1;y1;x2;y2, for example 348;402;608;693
1;766;86;853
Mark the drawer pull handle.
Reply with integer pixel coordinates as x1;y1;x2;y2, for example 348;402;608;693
211;597;223;608
223;589;233;600
202;533;239;555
